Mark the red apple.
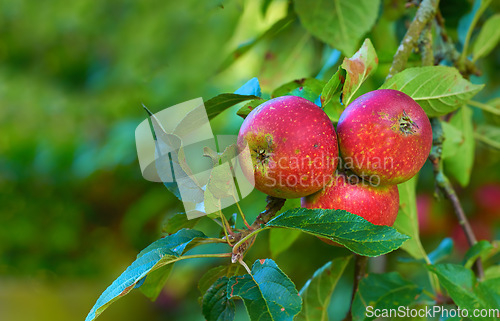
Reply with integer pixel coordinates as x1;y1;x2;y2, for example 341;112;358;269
337;89;432;185
301;171;400;226
237;96;339;198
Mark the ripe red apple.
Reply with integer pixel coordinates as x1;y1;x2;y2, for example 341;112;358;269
337;89;432;185
237;96;339;198
301;171;400;226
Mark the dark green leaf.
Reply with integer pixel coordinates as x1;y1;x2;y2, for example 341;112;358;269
218;14;295;72
380;66;484;117
294;0;381;56
472;14;500;62
162;213;200;235
205;93;260;120
296;256;352;321
266;208;409;257
340;38;378;106
352;272;422;321
227;259;302;321
85;229;208;321
443;106;475;187
394;176;428;260
199;265;241;296
237;99;265;119
203;277;236;321
271;78;325;101
463;240;494;269
269;228;302;258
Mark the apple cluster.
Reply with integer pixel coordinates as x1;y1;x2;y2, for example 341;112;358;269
238;89;432;227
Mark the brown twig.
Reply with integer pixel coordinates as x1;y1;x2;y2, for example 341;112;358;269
434;9;481;78
386;0;440;79
428;118;484;279
344;255;368;321
231;196;286;263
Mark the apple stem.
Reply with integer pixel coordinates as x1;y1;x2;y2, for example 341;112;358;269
429;118;484;280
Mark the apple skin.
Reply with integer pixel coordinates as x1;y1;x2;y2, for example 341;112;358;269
301;172;400;226
337;89;432;185
237;96;339;198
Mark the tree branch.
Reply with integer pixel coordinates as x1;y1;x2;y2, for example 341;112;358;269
428;118;484;279
344;255;368;321
434;10;481;78
386;0;440;79
231;196;286;263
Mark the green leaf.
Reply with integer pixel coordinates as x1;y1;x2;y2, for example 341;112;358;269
476;278;500;312
393;176;428;260
199;265;241;296
266;208;409;257
380;66;484;117
296;256;352;321
294;0;381;56
227;259;302;321
340;38;378;106
205;93;260;120
427;264;485;318
269;228;302;258
321;67;346;122
475;124;500;150
463;240;494;269
472;14;500;62
85;229;208;321
161;213;200;235
352;272;422;321
443;106;475;187
218;14;296;72
202;277;236;321
485;265;500;280
441;121;464;159
271;78;326;101
237;99;265;119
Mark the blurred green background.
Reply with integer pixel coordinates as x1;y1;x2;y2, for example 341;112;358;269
1;0;498;320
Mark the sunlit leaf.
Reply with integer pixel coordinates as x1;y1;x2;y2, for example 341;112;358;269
341;38;378;106
380;66;484;117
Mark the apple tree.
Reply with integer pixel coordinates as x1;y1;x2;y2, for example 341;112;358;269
86;1;500;320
